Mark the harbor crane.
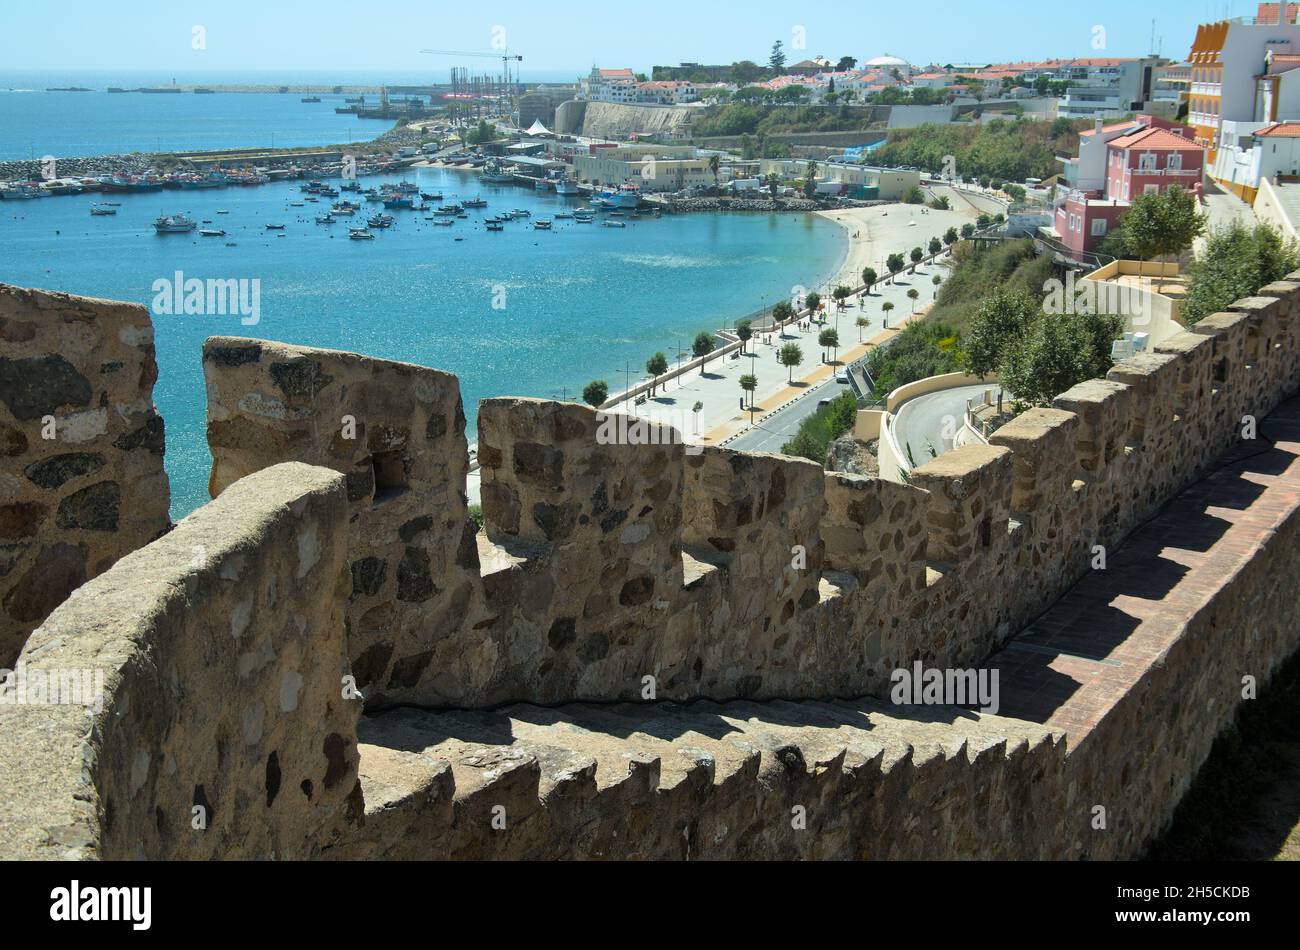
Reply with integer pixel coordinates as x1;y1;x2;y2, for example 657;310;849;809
420;48;523;98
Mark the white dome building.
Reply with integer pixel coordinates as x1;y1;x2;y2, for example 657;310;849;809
864;54;912;79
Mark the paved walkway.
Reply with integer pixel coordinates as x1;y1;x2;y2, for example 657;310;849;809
990;396;1300;744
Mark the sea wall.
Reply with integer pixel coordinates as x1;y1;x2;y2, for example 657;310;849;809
0;462;361;859
0;284;170;667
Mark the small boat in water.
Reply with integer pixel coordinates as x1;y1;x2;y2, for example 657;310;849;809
513;209;531;217
462;197;487;208
421;192;443;201
486;222;504;231
315;215;335;224
90;203;117;216
533;219;552;230
348;228;375;240
216;209;229;214
553;175;579;196
265;223;286;230
431;219;454;227
199;228;226;236
367;213;394;228
601;220;626;228
153;213;196;233
555;212;575;220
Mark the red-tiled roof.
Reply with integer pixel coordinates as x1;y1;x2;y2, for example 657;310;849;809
1108;127;1200;150
1255;122;1300;137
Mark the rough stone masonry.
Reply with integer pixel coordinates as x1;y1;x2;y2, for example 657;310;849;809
0;285;170;668
0;273;1297;859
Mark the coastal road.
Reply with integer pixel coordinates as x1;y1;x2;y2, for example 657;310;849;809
890;382;1002;466
727;375;852;454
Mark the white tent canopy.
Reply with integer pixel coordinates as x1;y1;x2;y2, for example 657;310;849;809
525;119;553;137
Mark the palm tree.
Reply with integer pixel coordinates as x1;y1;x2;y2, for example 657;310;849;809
907;288;920;312
708;154;721;189
692;400;703;434
804;160;819;197
932;274;942;299
779;342;803;383
882;301;895;328
856;315;868;343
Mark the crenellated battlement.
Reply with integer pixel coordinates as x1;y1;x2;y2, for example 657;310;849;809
2;273;1299;860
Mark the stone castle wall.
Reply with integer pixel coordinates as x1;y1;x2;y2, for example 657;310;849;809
0;462;361;859
0;273;1297;860
0;285;170;667
193;277;1298;712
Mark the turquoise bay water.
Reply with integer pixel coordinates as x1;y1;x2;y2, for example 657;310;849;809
0;87;393;161
0;168;843;518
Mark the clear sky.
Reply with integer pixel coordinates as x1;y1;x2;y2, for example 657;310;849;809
0;0;1271;75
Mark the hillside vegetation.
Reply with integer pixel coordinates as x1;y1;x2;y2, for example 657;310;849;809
691;104;871;137
873;117;1084;183
926;239;1054;334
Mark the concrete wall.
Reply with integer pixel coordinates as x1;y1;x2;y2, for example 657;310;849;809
0;284;170;667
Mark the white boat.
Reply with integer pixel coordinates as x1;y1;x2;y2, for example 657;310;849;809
553;176;579;196
153;213;196;233
602;220;626;228
199;228;226;236
89;203;117;216
348;228;375;240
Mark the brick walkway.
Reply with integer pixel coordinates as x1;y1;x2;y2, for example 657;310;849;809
990;396;1300;742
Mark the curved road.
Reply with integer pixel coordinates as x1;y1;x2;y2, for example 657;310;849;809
890;382;1003;468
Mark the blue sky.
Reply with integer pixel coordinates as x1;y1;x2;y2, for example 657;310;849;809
0;1;1267;75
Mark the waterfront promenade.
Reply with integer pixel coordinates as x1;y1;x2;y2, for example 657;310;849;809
464;243;949;505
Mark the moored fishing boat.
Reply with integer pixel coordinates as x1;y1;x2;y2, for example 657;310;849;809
462;196;487;208
153;213;196;233
348;228;375;240
199;228;226;236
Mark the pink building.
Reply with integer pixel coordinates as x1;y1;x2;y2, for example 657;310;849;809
1054;117;1205;257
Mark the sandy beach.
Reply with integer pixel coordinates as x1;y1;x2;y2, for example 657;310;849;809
813;200;981;292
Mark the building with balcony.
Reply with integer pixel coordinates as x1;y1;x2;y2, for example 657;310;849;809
1187;6;1300;163
1051;117;1204;259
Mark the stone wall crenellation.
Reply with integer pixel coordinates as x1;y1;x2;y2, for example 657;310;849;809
0;285;170;668
1;271;1298;860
